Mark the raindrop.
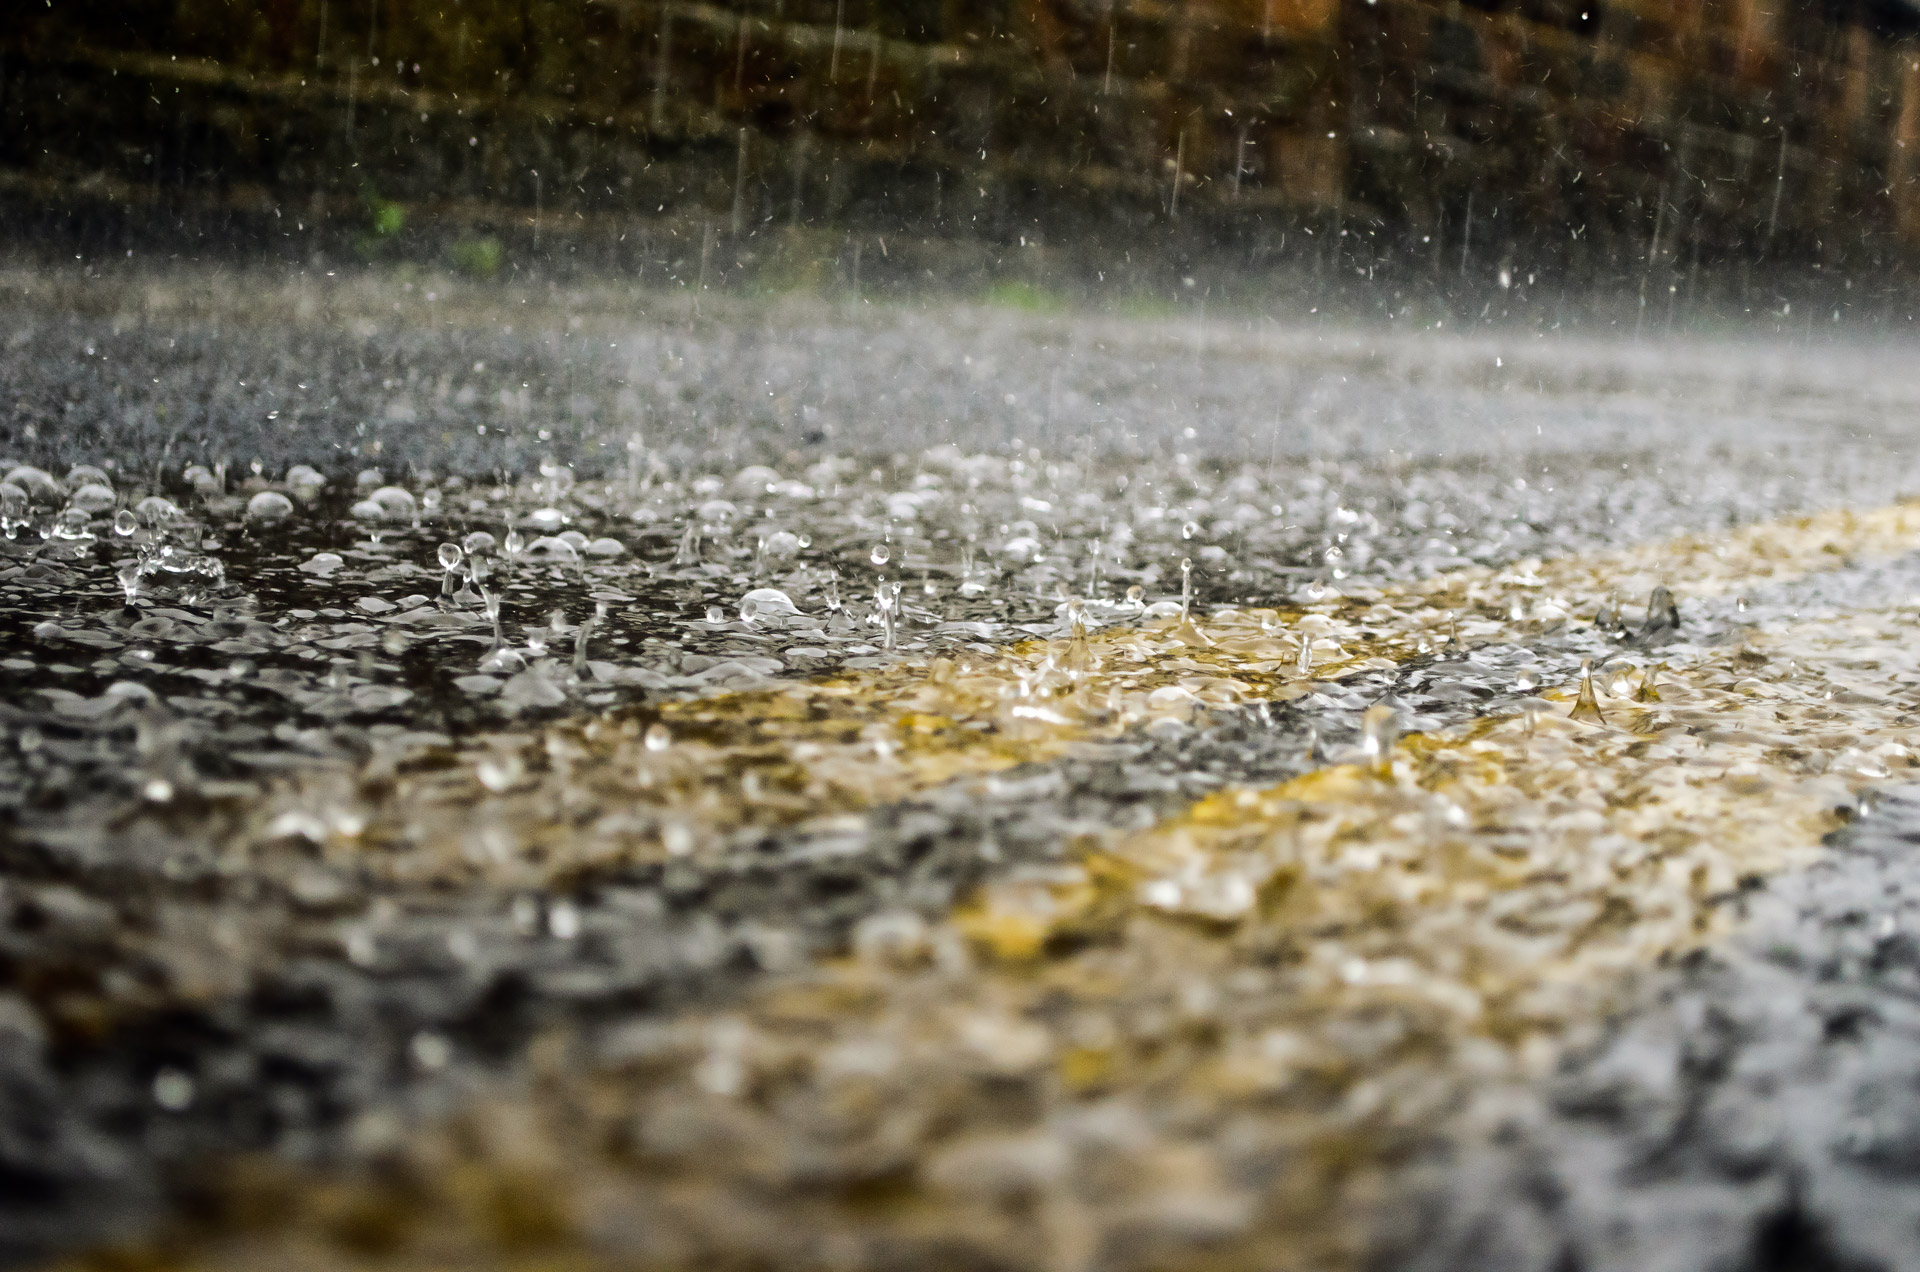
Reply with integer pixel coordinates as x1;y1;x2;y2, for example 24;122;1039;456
112;509;138;537
871;543;891;567
706;605;726;623
437;543;464;571
644;722;672;752
1182;520;1200;540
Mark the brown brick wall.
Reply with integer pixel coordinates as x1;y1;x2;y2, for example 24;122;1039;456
6;0;1918;266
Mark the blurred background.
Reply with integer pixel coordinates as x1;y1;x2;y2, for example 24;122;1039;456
10;0;1920;319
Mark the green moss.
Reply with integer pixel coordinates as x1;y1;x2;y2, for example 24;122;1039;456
982;280;1065;312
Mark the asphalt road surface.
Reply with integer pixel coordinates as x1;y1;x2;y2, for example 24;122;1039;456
5;259;1920;1271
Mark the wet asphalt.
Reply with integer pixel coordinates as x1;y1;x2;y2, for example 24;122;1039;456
5;259;1920;1267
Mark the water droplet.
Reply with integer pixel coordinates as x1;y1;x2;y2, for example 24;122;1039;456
410;1032;452;1071
1644;585;1679;634
1361;705;1400;778
644;722;672;752
437;543;464;571
706;605;725;623
548;898;581;940
112;509;137;537
1571;659;1608;724
152;1068;195;1111
871;543;891;567
1182;520;1200;540
875;580;902;651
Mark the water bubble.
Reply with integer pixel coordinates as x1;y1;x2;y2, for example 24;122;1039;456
644;722;672;752
4;466;61;501
49;507;93;542
706;605;726;623
286;464;327;491
368;486;417;520
1125;584;1145;608
1001;535;1042;563
871;543;891;567
1182;520;1200;540
462;530;497;554
65;464;112;491
739;587;801;625
585;537;625;557
246;491;294;522
112;510;138;537
764;530;802;559
504;529;525;558
526;506;566;531
0;485;26;538
68;483;117;513
135;496;182;525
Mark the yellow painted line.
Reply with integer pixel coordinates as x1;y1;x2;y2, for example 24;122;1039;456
64;504;1920;1272
242;501;1920;893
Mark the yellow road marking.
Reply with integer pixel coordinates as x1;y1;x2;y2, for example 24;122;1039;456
246;501;1920;895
